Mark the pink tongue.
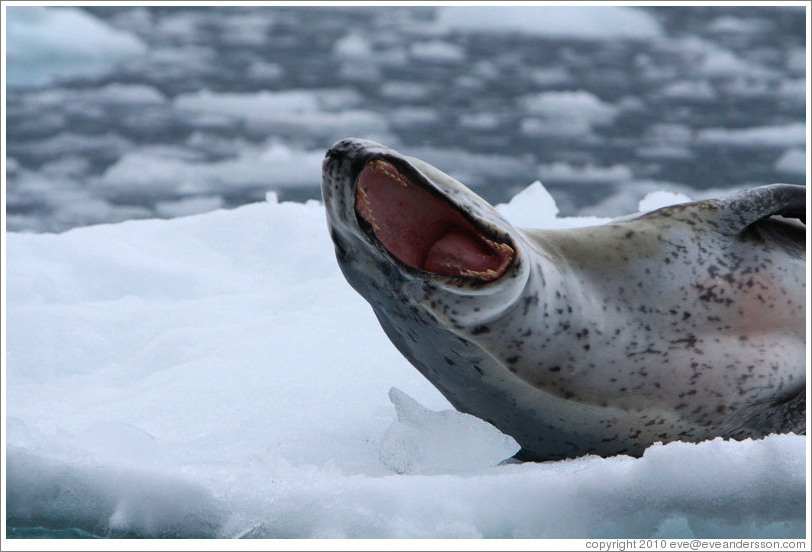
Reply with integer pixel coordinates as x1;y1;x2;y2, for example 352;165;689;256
424;228;497;275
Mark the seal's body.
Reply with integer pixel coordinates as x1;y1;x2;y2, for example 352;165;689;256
322;138;806;461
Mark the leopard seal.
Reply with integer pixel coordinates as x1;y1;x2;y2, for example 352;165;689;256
321;137;806;461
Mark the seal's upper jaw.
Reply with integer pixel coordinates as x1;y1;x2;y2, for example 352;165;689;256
353;157;515;282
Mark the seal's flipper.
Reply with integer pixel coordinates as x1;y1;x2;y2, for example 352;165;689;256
717;184;806;233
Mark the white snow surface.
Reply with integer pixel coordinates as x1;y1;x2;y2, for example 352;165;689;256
4;183;807;539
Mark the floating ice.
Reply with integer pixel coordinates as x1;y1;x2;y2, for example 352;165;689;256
435;6;663;40
697;123;807;148
775;148;806;175
698;48;776;79
5;7;147;88
536;162;634;184
100;140;325;197
707;16;773;34
658;80;719;102
519;90;619;126
333;32;374;58
173;88;390;141
410;40;466;63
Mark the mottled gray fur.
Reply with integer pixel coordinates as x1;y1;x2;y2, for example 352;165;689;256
322;138;806;461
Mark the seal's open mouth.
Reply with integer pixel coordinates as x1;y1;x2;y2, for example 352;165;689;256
354;159;514;281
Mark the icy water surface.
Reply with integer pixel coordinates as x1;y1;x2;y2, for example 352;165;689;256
5;5;807;233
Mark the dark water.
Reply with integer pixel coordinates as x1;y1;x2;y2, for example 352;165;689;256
7;527;100;539
5;5;807;231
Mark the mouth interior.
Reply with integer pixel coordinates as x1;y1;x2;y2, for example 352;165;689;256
355;159;514;281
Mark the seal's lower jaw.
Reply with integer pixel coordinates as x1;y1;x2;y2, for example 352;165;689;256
354;159;514;281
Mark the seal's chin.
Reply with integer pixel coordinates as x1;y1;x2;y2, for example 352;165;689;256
354;158;514;281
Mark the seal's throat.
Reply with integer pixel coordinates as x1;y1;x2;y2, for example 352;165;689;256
354;159;514;281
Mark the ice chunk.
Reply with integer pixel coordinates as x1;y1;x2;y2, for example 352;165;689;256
435;7;663;40
6;7;147;88
774;148;806;175
410;40;466;63
659;80;718;102
697;123;806;148
496;180;559;225
537;162;634;184
100;140;325;197
519;90;619;126
496;181;610;229
333;33;374;59
698;48;775;79
173;88;389;140
379;388;520;475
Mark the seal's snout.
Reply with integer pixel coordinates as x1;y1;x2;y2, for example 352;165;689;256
323;138;357;170
322;138;395;202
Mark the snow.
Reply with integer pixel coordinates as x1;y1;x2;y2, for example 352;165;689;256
6;181;806;538
154;196;225;219
5;7;147;88
434;6;663;41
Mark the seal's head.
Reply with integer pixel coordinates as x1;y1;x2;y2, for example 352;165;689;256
322;138;528;327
